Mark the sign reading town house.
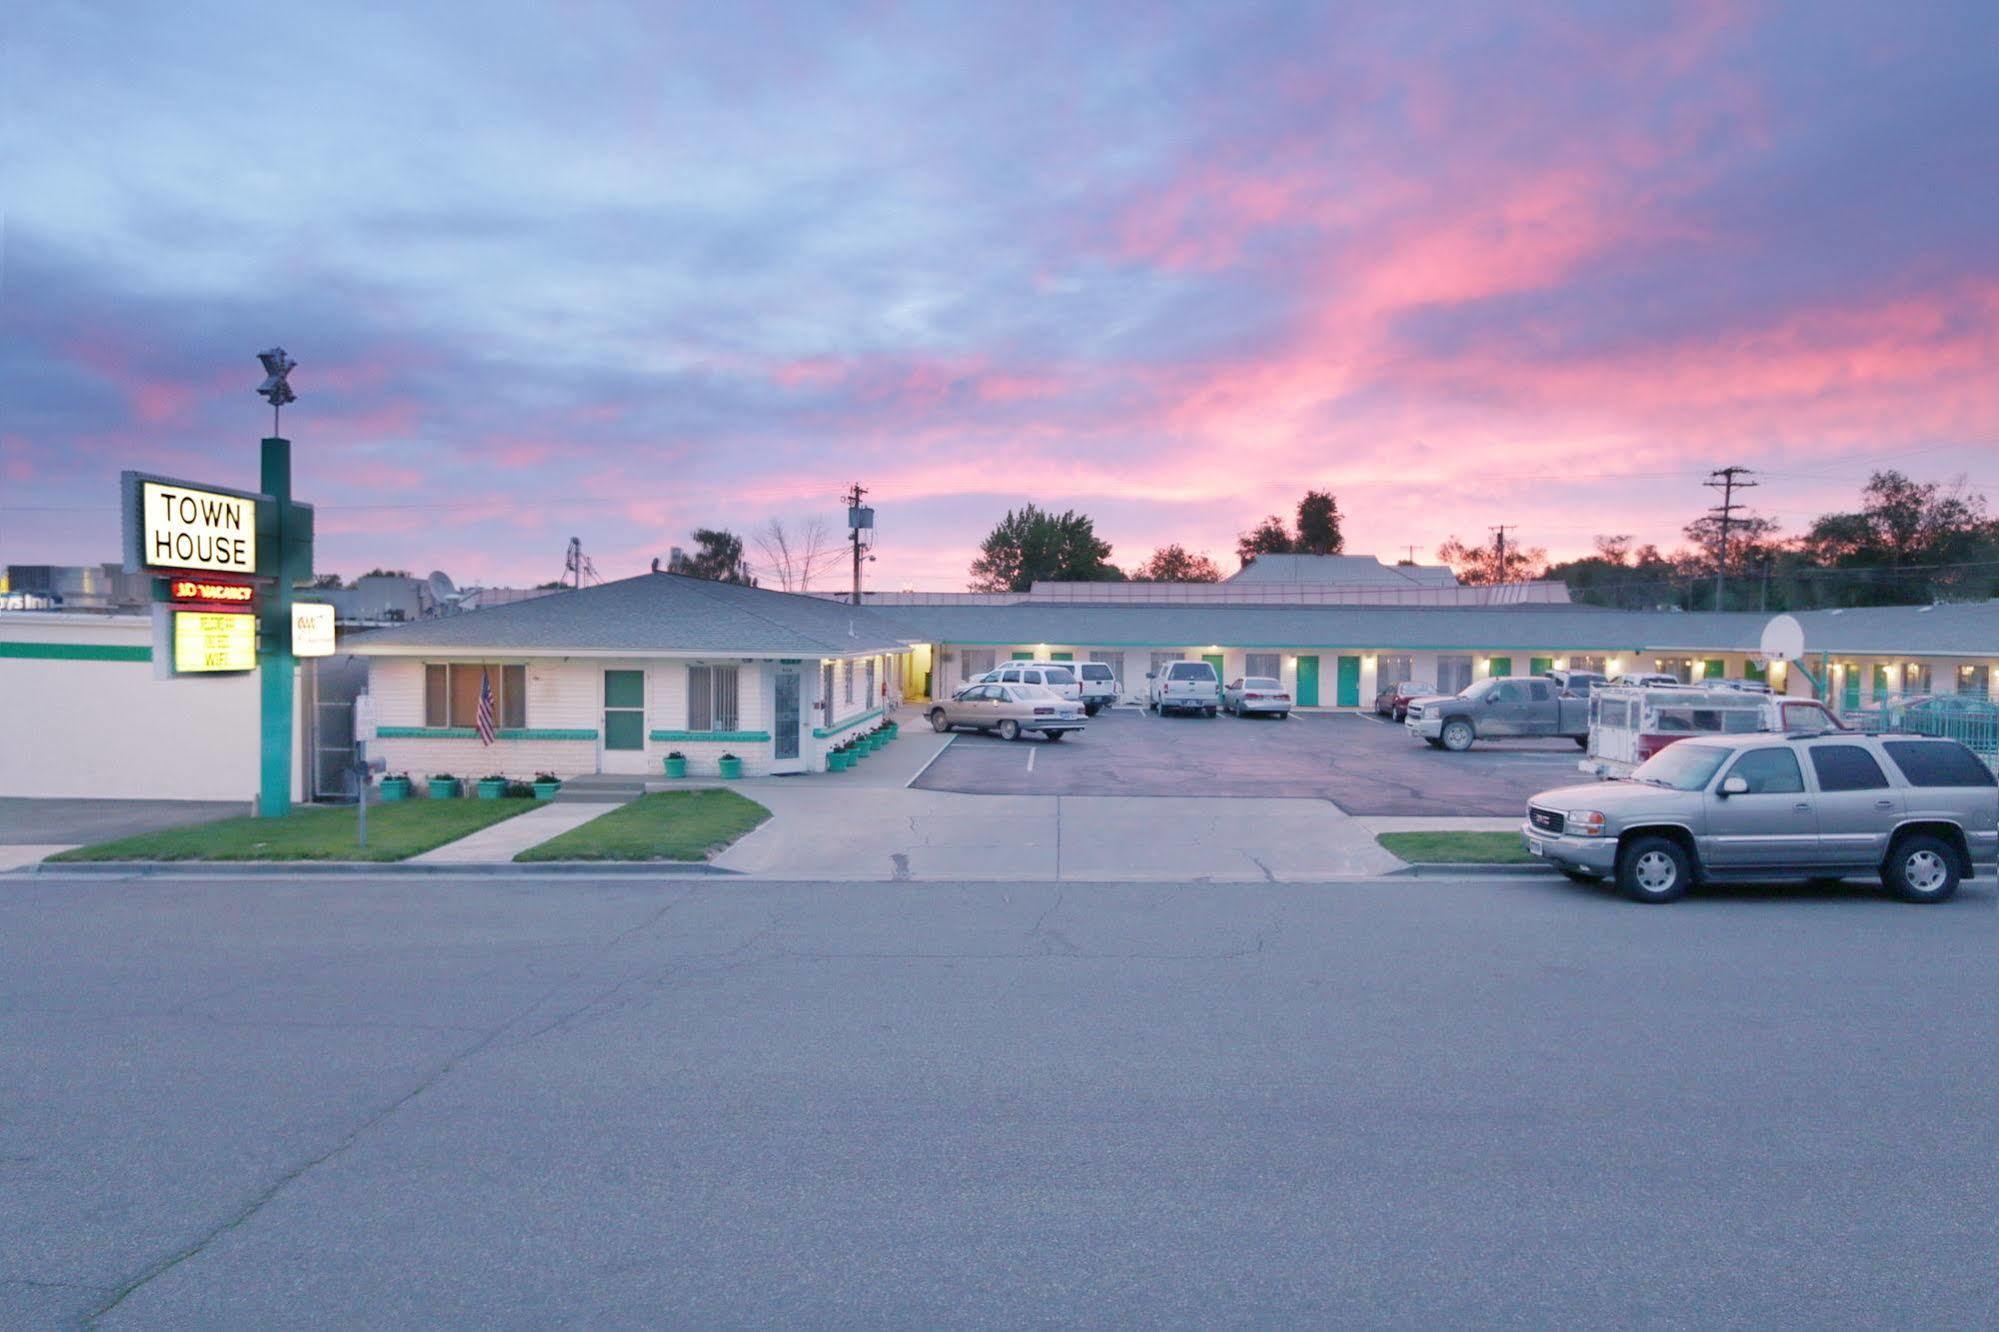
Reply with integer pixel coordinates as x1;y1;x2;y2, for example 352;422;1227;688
122;472;266;577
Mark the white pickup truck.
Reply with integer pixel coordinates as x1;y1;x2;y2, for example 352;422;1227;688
1147;660;1220;717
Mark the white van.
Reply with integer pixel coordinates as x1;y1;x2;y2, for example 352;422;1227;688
1147;660;1220;716
972;660;1083;703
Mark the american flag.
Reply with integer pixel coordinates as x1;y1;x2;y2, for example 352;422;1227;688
476;669;497;746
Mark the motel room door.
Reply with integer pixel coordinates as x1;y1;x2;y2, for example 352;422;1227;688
1294;656;1320;707
600;669;649;774
771;663;805;774
1336;656;1362;707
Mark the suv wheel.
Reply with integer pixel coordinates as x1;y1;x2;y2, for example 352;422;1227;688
929;708;950;733
997;719;1022;742
1441;719;1475;752
1883;833;1960;903
1617;835;1691;904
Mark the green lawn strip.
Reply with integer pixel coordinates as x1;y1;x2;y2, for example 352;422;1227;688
1376;831;1539;865
515;790;771;862
48;799;536;863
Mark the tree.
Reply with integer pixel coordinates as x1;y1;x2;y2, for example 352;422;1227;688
678;528;758;584
753;517;842;593
1437;534;1547;585
359;568;411;580
1294;490;1344;555
1799;470;1997;602
309;572;345;589
1235;515;1294;567
1130;544;1221;582
968;504;1122;592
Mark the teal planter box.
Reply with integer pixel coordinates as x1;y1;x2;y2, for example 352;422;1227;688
663;755;688;778
476;779;507;800
717;756;743;780
827;751;849;772
378;778;411;802
426;778;461;799
532;781;561;800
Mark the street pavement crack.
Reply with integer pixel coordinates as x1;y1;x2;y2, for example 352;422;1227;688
82;886;701;1326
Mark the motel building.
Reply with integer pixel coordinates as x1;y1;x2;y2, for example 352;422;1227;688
343;572;915;779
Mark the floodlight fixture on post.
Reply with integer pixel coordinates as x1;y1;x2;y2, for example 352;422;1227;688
256;347;298;438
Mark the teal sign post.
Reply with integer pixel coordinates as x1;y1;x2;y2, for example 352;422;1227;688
256;436;314;817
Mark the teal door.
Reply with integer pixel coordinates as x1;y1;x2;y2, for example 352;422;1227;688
1295;656;1320;707
1488;657;1513;678
1336;655;1361;707
1048;651;1073;662
1841;666;1861;711
1530;656;1554;676
1871;665;1889;700
603;670;644;749
1744;659;1766;683
1203;653;1225;682
1704;659;1726;680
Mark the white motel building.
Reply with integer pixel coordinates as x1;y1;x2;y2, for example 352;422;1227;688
3;555;1995;798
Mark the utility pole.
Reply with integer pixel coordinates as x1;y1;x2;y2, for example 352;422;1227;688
1489;525;1514;584
1704;466;1757;612
844;483;873;606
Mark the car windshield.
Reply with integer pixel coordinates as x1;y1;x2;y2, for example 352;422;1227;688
1630;741;1733;791
1242;677;1281;690
1166;662;1215;680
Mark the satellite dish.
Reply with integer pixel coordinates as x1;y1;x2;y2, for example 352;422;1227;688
1759;614;1805;663
427;570;457;602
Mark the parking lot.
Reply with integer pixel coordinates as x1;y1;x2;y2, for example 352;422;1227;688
913;708;1586;816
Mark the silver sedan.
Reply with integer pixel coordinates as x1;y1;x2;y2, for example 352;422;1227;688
1222;676;1292;717
928;682;1087;741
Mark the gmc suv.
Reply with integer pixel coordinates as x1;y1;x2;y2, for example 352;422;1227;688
1522;733;1997;904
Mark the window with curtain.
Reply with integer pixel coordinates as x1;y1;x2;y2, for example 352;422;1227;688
1377;654;1414;686
960;648;996;680
687;665;740;732
425;663;525;728
865;658;876;706
1148;651;1184;676
1244;652;1281;679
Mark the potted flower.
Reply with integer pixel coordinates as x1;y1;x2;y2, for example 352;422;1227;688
848;735;867;760
532;771;562;800
827;745;849;772
717;752;743;780
663;750;687;779
476;773;508;799
426;772;460;799
378;772;412;802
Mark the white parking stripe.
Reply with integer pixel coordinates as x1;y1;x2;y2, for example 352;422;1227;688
1027;747;1037;772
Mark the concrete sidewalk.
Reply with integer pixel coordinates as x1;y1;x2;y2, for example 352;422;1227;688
410;800;625;864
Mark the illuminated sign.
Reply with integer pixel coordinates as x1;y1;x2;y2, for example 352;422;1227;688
138;480;258;574
168;577;256;606
173;611;257;673
292;602;336;658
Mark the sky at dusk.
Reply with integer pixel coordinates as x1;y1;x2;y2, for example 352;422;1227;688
3;1;1996;592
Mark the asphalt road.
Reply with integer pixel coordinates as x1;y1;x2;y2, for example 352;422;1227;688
0;799;244;846
2;871;1993;1327
916;709;1586;815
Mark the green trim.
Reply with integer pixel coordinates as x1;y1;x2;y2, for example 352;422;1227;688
939;639;1650;652
1;641;152;662
648;729;772;743
376;726;598;741
813;706;883;739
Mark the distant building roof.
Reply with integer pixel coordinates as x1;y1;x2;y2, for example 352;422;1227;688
345;572;912;657
1224;554;1459;587
869;600;1999;658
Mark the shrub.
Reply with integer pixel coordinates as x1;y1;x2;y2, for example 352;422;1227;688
533;772;560;784
504;780;535;798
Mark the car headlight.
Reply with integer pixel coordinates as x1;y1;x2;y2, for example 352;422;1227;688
1568;810;1606;836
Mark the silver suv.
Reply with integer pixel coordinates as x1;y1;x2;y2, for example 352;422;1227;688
1522;733;1997;904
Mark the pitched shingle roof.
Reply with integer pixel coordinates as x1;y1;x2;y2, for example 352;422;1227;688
344;573;912;657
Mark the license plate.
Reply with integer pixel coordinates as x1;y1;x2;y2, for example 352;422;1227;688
1526;838;1545;857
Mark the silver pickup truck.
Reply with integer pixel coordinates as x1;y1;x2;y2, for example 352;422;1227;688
1406;676;1591;751
1522;732;1998;903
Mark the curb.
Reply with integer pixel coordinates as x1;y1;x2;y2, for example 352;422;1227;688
21;860;740;878
1386;862;1559;878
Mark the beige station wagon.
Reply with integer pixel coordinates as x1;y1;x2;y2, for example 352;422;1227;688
929;682;1087;742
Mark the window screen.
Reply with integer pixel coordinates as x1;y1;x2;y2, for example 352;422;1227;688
842;659;855;703
687;665;742;732
1882;741;1995;788
1149;651;1184;676
1571;655;1607;673
961;648;996;681
1244;652;1281;679
1728;748;1804;794
1436;655;1474;694
1809;745;1890;792
1378;654;1413;686
425;665;448;726
864;658;876;707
